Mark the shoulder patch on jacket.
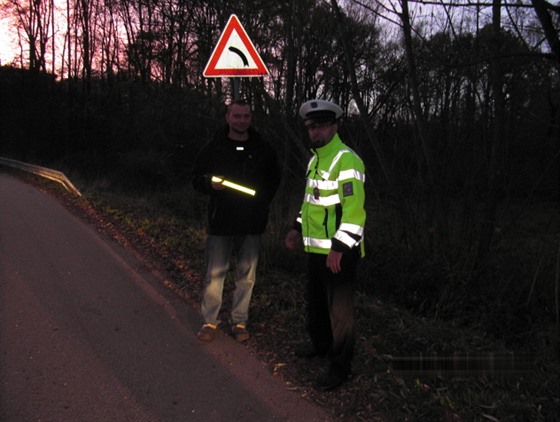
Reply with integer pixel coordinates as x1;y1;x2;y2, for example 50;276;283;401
343;181;354;197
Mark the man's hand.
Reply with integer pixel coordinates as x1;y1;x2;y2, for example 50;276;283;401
211;175;226;190
326;250;343;273
284;229;300;250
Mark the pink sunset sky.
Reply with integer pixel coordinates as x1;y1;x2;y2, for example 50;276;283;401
0;15;18;65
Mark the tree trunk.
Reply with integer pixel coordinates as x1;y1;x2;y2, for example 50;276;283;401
399;0;449;251
476;0;505;265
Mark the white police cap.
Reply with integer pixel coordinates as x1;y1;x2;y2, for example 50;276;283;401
299;99;343;122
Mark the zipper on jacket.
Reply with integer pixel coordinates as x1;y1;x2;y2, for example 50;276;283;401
322;209;329;238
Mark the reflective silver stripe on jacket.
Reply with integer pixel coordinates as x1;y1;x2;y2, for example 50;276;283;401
327;150;351;173
334;231;359;248
306;169;365;190
307;178;338;190
307;149;354;179
339;223;364;236
303;237;331;249
339;169;365;182
304;193;341;206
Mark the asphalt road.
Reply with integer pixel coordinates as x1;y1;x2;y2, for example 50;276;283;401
0;173;331;422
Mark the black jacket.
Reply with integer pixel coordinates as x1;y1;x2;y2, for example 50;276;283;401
191;126;280;235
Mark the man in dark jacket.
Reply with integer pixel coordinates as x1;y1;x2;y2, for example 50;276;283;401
191;100;280;342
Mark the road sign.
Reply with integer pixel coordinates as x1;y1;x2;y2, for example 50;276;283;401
203;14;269;78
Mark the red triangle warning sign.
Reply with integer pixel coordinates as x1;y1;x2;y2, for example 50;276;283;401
203;14;269;78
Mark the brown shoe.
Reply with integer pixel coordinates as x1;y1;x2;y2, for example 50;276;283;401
197;323;217;341
232;324;249;342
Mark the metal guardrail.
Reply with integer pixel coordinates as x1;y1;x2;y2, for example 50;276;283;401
0;157;82;197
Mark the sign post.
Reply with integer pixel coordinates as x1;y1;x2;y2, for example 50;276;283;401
203;14;269;99
232;78;240;100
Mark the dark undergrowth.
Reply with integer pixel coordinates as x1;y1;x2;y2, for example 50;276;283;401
7;168;559;421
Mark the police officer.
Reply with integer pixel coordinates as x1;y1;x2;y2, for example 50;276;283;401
285;99;366;391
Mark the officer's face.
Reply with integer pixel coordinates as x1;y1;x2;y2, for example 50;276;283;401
226;104;252;135
306;120;338;148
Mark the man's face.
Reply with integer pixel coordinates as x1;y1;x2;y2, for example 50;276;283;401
305;120;338;148
226;104;252;135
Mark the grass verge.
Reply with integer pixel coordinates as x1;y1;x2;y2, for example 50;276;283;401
15;171;560;421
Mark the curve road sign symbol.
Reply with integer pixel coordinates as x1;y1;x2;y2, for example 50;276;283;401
203;14;269;78
228;46;249;67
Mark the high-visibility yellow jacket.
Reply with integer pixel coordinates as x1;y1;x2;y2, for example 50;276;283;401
295;134;366;256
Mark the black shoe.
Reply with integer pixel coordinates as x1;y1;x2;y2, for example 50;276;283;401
315;371;350;391
294;346;328;359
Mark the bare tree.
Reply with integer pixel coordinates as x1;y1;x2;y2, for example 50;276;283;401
331;0;396;191
531;0;560;75
2;0;55;71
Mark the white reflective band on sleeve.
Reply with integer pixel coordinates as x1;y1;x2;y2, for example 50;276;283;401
296;216;302;224
307;178;338;190
339;223;364;236
338;169;365;182
303;237;332;249
334;231;358;248
304;193;341;206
